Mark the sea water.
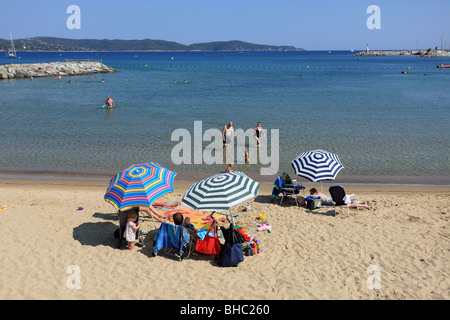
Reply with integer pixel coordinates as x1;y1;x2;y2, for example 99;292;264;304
0;51;449;184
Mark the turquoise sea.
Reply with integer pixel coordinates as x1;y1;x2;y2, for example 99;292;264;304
0;51;449;184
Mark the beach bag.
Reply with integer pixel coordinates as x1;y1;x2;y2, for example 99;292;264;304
220;223;244;267
221;243;244;267
242;242;254;256
306;196;322;210
195;221;221;255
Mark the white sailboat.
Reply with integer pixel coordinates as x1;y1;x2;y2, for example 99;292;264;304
6;33;17;58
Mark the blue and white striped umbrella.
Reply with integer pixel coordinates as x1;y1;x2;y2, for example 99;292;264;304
291;149;344;182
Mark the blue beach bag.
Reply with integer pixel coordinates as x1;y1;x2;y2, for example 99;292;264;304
220;222;244;267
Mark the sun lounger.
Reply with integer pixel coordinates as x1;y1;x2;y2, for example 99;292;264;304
329;185;360;217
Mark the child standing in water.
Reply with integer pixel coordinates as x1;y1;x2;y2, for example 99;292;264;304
124;211;142;250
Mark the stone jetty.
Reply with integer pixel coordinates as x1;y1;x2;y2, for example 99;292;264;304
354;50;423;56
354;50;450;57
0;61;117;79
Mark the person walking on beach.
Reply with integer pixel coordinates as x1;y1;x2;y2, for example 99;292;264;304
104;96;115;109
222;122;234;148
254;121;265;146
124;210;142;251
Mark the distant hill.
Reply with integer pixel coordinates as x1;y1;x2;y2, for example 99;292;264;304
0;37;303;52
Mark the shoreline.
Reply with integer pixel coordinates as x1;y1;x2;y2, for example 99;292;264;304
2;177;449;193
0;167;448;187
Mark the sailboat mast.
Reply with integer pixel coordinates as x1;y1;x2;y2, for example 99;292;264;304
10;33;16;54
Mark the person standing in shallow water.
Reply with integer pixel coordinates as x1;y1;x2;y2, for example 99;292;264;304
104;96;115;109
254;121;265;146
222;122;234;149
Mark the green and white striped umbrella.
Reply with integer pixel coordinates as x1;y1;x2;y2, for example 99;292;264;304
181;172;260;212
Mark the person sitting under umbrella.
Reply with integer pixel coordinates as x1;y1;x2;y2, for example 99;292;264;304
138;206;168;223
137;198;182;223
152;198;181;208
172;212;199;240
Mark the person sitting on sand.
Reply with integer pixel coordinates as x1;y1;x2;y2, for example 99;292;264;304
225;163;234;173
308;188;371;209
124;210;142;251
173;212;199;240
307;188;335;206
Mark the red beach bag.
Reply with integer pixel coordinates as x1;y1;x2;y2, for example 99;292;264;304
195;221;221;255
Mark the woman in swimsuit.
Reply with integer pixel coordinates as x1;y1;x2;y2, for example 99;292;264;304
254;121;265;146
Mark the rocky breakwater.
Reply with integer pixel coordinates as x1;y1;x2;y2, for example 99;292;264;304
355;49;450;57
0;61;117;79
354;50;423;56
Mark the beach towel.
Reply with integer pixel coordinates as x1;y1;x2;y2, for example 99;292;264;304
163;207;211;229
152;223;190;257
196;229;216;241
271;172;293;199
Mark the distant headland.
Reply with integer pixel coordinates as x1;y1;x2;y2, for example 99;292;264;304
0;37;303;52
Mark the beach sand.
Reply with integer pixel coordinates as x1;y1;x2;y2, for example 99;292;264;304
0;178;448;300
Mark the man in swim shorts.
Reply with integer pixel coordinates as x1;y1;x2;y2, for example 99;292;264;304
222;122;234;148
105;96;115;108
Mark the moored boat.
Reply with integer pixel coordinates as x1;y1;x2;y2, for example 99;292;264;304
5;33;17;58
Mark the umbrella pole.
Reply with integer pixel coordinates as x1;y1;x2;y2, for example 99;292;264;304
229;209;235;225
148;210;157;229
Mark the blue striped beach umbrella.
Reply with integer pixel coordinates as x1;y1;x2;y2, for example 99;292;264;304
104;162;177;211
291;149;344;182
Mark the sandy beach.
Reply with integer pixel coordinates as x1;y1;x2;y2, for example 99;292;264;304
0;177;448;300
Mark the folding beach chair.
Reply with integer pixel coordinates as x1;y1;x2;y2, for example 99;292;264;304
329;185;360;217
114;207;145;249
272;172;305;206
152;222;194;260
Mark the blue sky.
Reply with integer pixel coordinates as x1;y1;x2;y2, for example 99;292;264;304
1;0;449;50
